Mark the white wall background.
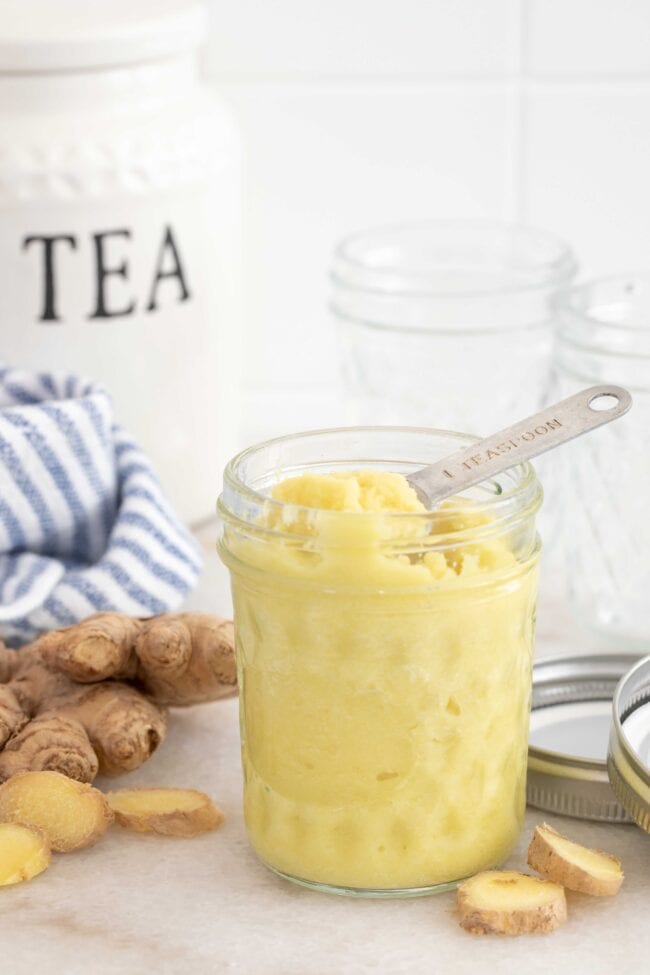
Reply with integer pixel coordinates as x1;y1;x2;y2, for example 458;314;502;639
204;0;650;446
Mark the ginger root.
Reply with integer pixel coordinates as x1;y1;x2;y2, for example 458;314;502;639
0;770;113;851
457;870;567;936
0;822;51;886
34;613;236;705
527;822;624;897
107;787;224;837
0;612;236;783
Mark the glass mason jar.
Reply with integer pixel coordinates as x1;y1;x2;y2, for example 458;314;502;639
218;428;542;896
554;275;648;648
331;222;576;433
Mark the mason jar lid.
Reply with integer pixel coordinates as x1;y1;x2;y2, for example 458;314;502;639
608;655;650;833
0;0;207;73
527;653;641;823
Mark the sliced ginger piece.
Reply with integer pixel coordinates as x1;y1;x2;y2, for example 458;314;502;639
457;870;567;936
0;770;112;852
0;822;51;886
528;822;623;896
106;787;224;837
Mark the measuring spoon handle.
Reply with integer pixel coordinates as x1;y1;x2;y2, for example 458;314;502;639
407;385;632;508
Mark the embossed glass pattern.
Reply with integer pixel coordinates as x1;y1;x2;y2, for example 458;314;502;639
554;275;650;647
331;223;576;434
218;428;542;897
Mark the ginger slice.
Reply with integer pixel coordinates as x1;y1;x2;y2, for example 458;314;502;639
106;787;224;837
0;822;51;886
457;870;567;936
0;770;113;852
527;822;624;896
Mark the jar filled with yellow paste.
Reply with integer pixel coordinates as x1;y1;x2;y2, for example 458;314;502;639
218;428;542;896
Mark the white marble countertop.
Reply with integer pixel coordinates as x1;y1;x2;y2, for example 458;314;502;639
2;528;648;975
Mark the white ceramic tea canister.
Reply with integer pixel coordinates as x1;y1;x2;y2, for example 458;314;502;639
0;0;241;525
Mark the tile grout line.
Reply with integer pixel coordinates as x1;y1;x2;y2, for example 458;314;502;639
207;75;520;92
206;75;650;90
509;0;528;224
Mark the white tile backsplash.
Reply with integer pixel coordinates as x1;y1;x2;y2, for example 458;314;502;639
523;86;650;275
241;387;347;449
527;0;650;77
203;0;650;444
206;0;518;79
225;83;517;399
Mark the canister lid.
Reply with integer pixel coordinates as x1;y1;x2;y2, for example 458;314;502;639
0;0;207;73
527;653;641;823
608;655;650;833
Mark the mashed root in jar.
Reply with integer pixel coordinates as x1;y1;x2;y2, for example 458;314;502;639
229;470;538;891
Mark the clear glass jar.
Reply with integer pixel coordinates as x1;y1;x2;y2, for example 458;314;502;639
331;222;576;433
554;275;649;648
218;427;542;897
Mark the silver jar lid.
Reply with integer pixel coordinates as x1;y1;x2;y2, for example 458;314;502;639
527;653;641;823
608;655;650;833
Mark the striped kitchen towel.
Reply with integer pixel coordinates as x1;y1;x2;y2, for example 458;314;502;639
0;365;202;646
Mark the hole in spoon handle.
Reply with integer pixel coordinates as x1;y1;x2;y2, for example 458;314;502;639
587;387;629;413
408;384;633;509
566;384;633;427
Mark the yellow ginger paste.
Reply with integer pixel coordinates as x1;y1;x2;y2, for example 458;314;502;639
229;470;538;890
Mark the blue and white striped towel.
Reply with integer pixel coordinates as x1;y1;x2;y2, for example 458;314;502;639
0;365;202;646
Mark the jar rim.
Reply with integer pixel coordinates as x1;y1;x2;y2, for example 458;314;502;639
555;273;650;359
218;425;543;548
331;221;577;302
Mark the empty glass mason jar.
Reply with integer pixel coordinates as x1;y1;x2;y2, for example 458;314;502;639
218;427;542;896
554;275;647;648
331;222;576;433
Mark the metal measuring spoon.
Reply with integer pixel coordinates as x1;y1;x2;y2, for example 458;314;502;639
407;385;633;509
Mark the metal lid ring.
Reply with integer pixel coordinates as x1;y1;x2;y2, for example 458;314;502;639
608;655;650;834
